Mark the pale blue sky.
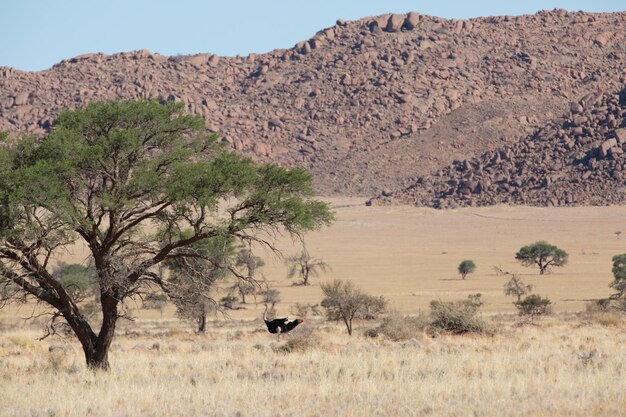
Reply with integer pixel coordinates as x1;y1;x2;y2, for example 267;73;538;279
1;1;623;71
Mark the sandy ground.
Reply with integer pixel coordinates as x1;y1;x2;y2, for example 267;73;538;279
257;198;625;315
2;198;625;323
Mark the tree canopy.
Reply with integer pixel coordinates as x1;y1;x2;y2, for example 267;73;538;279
0;99;333;369
457;260;476;279
610;254;626;297
515;241;568;275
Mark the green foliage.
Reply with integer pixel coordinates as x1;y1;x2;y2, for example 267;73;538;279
166;232;235;330
458;260;476;279
0;100;333;367
429;297;490;334
610;254;626;297
514;294;552;320
320;279;387;335
52;263;96;299
515;241;568;274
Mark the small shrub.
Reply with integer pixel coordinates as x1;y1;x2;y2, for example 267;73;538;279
365;312;427;341
585;298;611;314
429;298;490;334
290;302;323;317
274;327;317;353
514;294;552;320
591;311;622;327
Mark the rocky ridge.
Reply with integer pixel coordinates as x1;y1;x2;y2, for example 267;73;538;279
369;86;626;208
1;9;625;197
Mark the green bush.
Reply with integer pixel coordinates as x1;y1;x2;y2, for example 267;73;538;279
514;294;552;320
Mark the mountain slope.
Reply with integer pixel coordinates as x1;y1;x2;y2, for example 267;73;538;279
369;86;626;208
1;9;625;197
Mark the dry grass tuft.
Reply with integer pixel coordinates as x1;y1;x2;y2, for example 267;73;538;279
273;326;318;353
364;311;427;341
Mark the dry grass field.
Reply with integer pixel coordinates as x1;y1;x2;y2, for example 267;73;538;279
2;199;626;416
2;315;626;417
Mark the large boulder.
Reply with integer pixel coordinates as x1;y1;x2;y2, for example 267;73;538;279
386;14;405;32
404;12;420;30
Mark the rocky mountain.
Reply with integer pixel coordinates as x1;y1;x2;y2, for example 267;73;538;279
1;9;625;198
368;86;626;208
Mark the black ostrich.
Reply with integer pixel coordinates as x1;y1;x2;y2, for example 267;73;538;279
263;304;304;340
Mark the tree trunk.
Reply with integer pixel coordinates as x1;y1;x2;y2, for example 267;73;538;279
62;308;99;368
198;313;206;333
86;292;119;370
343;316;352;336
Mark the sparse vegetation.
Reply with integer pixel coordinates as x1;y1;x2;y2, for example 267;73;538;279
165;232;234;333
286;247;331;286
457;260;476;279
610;254;626;297
0;99;333;369
364;311;427;341
320;279;387;335
515;241;568;275
514;294;552;321
429;295;490;334
503;274;533;302
232;248;264;303
290;302;322;317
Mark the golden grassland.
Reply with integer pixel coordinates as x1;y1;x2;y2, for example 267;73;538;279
3;200;626;416
2;314;626;417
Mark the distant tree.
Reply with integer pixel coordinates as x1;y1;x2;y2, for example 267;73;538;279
52;263;97;300
165;232;235;333
503;274;534;302
232;248;264;303
0;100;333;370
286;247;330;286
142;292;168;317
514;294;552;321
320;279;387;335
515;241;568;275
610;254;626;297
457;260;476;279
260;286;281;319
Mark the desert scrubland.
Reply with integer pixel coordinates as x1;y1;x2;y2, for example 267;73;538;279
2;199;626;416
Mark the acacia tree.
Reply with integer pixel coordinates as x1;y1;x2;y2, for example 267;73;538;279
457;260;476;279
286;247;330;286
503;274;533;302
0;100;332;370
320;279;386;335
515;241;568;275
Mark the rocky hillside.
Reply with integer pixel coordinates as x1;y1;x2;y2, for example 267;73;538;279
1;9;625;197
369;86;626;208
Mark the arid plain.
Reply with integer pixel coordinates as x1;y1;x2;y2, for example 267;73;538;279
3;199;626;417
